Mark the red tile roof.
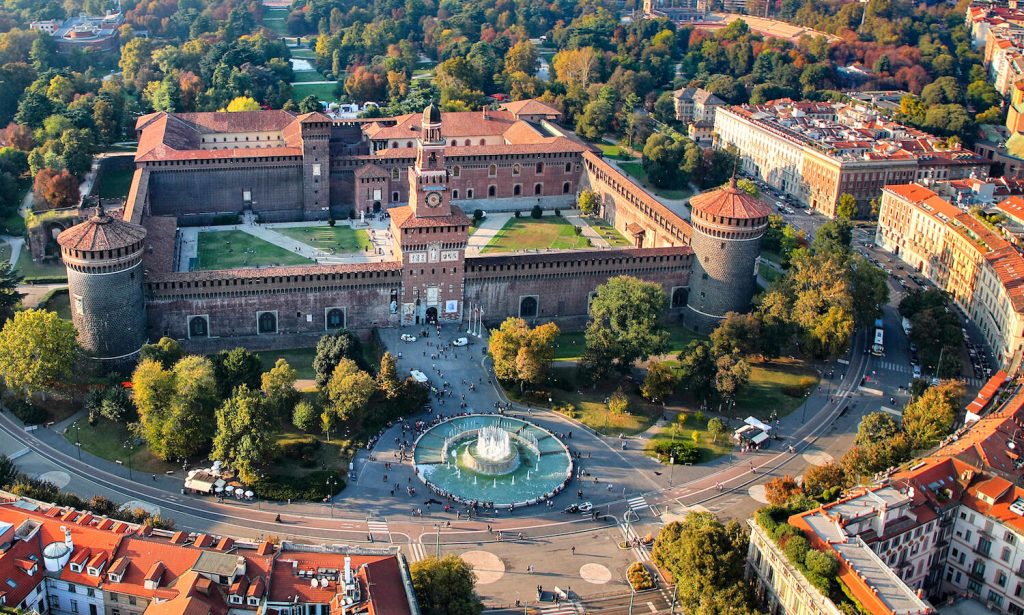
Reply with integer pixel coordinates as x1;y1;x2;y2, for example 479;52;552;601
57;209;147;253
390;204;471;229
688;179;772;220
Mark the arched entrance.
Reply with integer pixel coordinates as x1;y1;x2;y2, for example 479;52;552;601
426;307;438;324
373;201;381;213
519;296;538;318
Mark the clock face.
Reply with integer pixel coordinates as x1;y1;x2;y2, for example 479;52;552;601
425;192;442;207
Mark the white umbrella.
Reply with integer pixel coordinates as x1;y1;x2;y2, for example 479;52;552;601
225;485;235;493
214;487;223;493
244;490;254;498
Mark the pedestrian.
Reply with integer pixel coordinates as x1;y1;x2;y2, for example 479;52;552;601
571;546;575;555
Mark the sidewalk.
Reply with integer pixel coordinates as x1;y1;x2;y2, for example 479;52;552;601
564;213;609;248
466;213;512;255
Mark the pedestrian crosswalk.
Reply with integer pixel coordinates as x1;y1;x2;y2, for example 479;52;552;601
367;519;389;535
539;602;578;614
872;360;910;374
627;495;648;512
408;542;427;562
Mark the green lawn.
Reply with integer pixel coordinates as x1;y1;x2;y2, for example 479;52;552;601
594;140;635;159
0;241;10;265
40;288;70;319
262;8;289;36
14;246;67;281
733;358;819;420
553;324;703;361
292;70;328;83
759;262;782;284
588;218;631;247
482;216;590;253
619;162;693;200
275;225;372;254
646;413;732;464
0;209;24;236
290;48;316;59
64;417;178;475
255;347;317;380
290;82;340;103
195;230;313;270
98;168;134;200
538;366;662;436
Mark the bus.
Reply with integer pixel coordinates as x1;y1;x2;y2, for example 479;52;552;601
871;318;885;356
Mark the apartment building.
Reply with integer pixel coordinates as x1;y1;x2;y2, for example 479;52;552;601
748;374;1024;614
672;88;724;146
713;100;989;217
875;184;1024;371
0;500;418;615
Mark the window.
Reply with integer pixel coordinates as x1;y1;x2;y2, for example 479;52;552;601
512;164;521;176
188;316;209;338
519;296;538;318
326;308;345;330
514;184;521;196
464;139;470;146
565;162;572;173
391;167;400;181
671;288;688;308
991;591;1005;607
488;164;496;177
467;189;474;198
535;162;543;174
562;182;570;194
1003;547;1012;563
128;597;137;606
1000;572;1009;588
257;311;278;335
452;189;459;199
488;185;496;197
452;166;461;178
71;600;79;613
392;191;400;202
534;183;542;195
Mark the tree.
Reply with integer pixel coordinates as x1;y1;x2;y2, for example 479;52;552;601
99;386;135;424
345;66;386;102
642;133;686;189
577;189;600;216
902;381;964;448
504;40;538;76
325;358;376;425
213;348;262;398
0;310;77;398
410;555;483;615
261;359;298;419
764;475;802;506
298;95;321;113
641;361;677;403
836;193;857;220
212;385;276;484
583;276;668;379
488;318;559;392
714;353;750;403
802;463;847;501
224;96;261;112
140;337;183;369
552;47;599;89
293;400;318;432
132;356;219;460
313;330;363;389
856;411;901;446
710;312;761;358
848;255;888;324
0;261;23;324
33;168;79;210
608;387;629;414
677;340;717;401
707;417;725;443
652;513;754;613
376;352;401;399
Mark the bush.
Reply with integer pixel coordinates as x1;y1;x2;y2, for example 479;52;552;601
293;401;318;432
650;440;699;464
783;535;810;563
473;209;484;223
531;204;543;219
554;208;561;217
7;398;45;425
574;225;582;236
627;562;655;590
277;437;322;468
328;216;336;227
514;210;521;218
254;470;346;501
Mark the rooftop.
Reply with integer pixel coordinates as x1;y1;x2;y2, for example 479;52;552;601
688;179;772;220
57;206;147;252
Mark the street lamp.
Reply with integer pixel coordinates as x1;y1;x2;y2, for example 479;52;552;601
325;478;338;517
669;456;676;487
434;523;442;558
74;421;82;461
123;439;135;481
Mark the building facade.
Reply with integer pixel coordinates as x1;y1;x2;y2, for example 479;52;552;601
60;100;770;358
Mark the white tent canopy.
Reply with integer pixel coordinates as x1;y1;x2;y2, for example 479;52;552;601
745;417;772;432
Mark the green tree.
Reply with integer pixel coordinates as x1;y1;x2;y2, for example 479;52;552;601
714;353;750;404
802;463;848;501
132;356;219;460
313;329;363;389
0;310;77;398
710;312;761;358
410;555;483;615
677;340;717;401
293;400;318;432
298;95;321;113
376;352;401;399
608;387;629;414
578;189;600;216
583;276;668;379
211;385;276;484
848;255;888;323
139;337;184;369
642;133;686;189
641;361;677;403
836;193;857;220
856;411;901;446
261;358;298;419
0;261;23;324
707;417;725;443
213;347;263;398
325;358;376;425
902;380;964;448
488;318;559;393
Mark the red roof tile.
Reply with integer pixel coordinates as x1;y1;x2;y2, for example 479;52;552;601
688;179;772;220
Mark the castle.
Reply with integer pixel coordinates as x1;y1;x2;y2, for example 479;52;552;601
57;100;770;364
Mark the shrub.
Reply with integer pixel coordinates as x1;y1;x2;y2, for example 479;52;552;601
7;398;45;425
328;216;336;227
554;208;561;217
254;470;346;501
693;410;706;425
473;209;484;223
293;401;318;432
531;204;543;219
783;535;810;563
514;210;521;218
277;437;322;468
574;225;582;236
627;562;655;590
650;440;699;464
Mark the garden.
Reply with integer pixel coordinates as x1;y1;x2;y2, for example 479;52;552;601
195;230;313;270
275;225;372;253
482;214;591;253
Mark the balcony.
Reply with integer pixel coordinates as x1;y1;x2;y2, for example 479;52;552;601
969;567;987;582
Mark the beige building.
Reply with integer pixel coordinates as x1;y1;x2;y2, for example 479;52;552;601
714;101;989;217
875;184;1024;371
673;87;724;146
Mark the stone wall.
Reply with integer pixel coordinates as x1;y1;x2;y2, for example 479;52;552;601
69;259;148;361
686;226;764;333
147;164;305;224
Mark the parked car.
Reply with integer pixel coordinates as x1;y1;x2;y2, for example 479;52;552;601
452;337;469;347
400;333;417;342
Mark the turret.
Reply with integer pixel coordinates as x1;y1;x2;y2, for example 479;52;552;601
684;179;771;332
57;206;148;365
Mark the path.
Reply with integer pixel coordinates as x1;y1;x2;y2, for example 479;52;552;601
564;214;609;248
603;158;692;221
288;80;337;85
466;212;513;256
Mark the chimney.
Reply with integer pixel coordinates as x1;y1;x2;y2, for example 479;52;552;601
482;106;488;120
344;556;352;584
62;526;73;551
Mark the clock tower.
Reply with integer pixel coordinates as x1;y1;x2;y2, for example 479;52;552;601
408;103;452;217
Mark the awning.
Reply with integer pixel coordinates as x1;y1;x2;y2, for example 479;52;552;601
625;223;646;235
745;417;772;432
751;431;770;445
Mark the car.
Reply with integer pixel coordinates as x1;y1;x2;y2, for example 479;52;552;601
452;337;469;347
912;365;922;379
577;501;594;513
400;333;417;342
410;370;429;384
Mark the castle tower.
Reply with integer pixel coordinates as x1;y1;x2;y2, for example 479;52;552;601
297;112;332;220
408;103;452;217
57;207;148;365
685;179;771;332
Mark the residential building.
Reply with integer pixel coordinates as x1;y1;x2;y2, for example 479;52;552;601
875;184;1024;371
0;498;418;615
713;100;989;217
672;88;724;146
30;12;124;52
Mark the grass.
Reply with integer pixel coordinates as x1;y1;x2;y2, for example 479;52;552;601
14;246;67;281
619;162;693;200
759;262;782;285
734;358;818;419
553;324;703;362
290;48;316;59
646;413;732;464
292;70;328;83
482;216;590;253
290;82;340;103
588;218;631;247
594;140;634;159
64;417;178;475
527;366;662;436
255;347;317;380
275;225;372;253
262;8;289;36
40;288;70;319
270;428;350;479
0;209;24;236
0;241;10;264
98;168;134;200
195;230;313;270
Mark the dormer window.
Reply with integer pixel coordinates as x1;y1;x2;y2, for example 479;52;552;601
230;596;243;605
108;573;121;583
247;597;259;606
70;563;83;573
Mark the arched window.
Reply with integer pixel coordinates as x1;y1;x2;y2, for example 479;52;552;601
671;288;689;308
467;188;474;198
512;164;521;176
479;139;486;145
326;308;345;330
514;184;521;196
534;183;542;195
451;140;457;146
464;139;471;146
391;167;400;181
452;189;460;199
562;182;570;194
452;165;461;178
519;296;538;318
188;316;208;338
406;141;413;148
257;312;278;334
488;185;496;197
536;162;543;174
488;164;497;177
565;162;572;173
392;191;400;202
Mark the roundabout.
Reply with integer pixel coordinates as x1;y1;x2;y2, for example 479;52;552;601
412;415;573;507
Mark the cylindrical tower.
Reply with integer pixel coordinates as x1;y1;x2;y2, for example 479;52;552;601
685;179;771;333
57;207;148;365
